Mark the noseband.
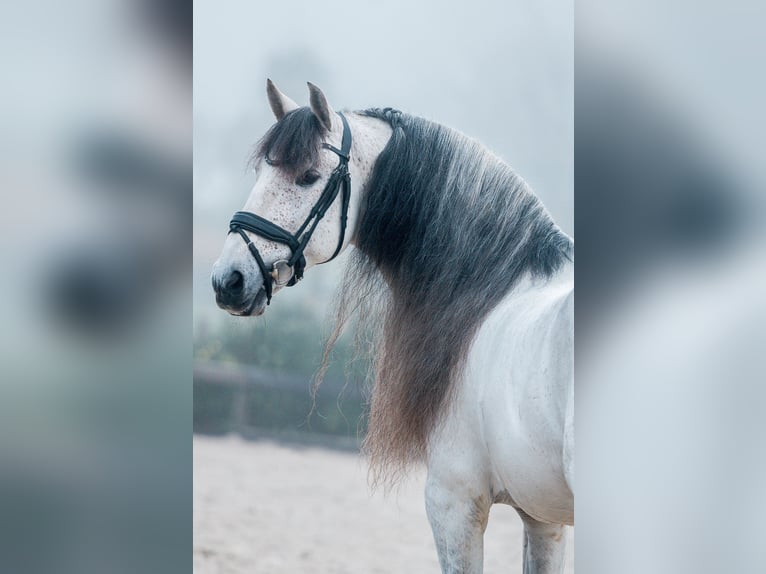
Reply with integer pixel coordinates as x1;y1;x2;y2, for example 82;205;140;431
228;112;352;305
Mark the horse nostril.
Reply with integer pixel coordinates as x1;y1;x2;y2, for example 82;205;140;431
225;270;244;294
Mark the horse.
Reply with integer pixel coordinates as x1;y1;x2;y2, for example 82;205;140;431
211;80;574;574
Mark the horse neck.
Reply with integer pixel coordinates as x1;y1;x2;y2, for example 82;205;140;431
345;113;392;245
346;110;572;298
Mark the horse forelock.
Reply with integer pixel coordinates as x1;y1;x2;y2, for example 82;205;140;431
320;108;573;488
251;107;326;172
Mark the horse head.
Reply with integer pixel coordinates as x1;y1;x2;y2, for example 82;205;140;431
212;80;360;316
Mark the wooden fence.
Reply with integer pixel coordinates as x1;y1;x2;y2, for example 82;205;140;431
193;360;364;440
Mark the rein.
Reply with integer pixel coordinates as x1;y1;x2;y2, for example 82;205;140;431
228;112;352;305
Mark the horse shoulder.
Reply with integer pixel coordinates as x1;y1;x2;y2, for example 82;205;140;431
466;269;574;524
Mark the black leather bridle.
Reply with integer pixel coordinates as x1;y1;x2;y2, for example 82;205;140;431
228;112;352;305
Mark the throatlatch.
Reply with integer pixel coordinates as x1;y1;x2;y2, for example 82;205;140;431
228;112;352;304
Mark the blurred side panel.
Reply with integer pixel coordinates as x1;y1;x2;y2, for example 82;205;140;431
576;0;766;572
0;0;191;573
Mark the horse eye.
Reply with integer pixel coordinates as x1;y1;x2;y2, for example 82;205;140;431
296;170;320;187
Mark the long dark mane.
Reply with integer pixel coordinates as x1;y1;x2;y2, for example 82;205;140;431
320;108;573;485
256;107;573;484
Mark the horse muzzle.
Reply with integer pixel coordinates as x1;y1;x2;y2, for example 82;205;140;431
212;266;268;316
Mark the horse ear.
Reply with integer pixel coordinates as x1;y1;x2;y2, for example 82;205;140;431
266;79;299;120
307;82;334;131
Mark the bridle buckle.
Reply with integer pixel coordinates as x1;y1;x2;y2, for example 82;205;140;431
270;260;294;286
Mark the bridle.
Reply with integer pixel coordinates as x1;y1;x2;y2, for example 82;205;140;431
228;112;352;305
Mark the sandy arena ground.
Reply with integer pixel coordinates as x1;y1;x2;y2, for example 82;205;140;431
194;434;574;573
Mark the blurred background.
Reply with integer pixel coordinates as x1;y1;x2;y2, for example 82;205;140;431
0;0;190;573
576;1;766;572
193;0;573;572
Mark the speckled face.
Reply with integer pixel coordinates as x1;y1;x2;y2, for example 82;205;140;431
212;78;393;318
211;113;352;316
